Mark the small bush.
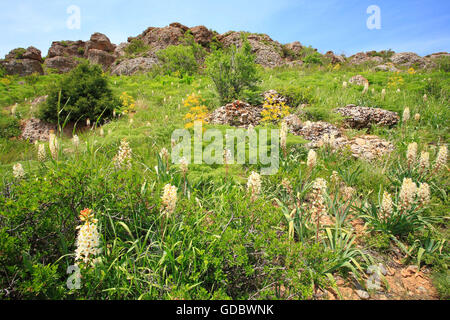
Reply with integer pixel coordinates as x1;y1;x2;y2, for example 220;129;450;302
157;45;199;77
124;39;149;56
0;115;21;139
304;52;323;65
206;36;259;104
39;62;119;124
156;34;205;77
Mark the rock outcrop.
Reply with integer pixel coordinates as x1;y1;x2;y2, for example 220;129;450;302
390;52;426;68
44;33;116;72
335;104;399;129
111;56;159;76
207;100;262;128
218;32;285;68
1;47;44;76
348;75;369;86
349;52;383;65
325;51;345;64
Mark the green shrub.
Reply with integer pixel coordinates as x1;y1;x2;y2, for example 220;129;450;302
156;34;205;77
39;62;119;124
0;115;21;139
156;45;199;77
303;52;323;65
205;36;259;104
77;47;85;56
124;39;149;56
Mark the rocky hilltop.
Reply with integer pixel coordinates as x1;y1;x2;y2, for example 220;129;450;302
1;22;448;76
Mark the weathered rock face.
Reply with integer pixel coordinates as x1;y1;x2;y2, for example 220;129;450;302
1;59;43;76
111;56;159;76
284;41;303;59
47;40;85;58
138;24;187;50
84;33;116;70
86;49;115;70
325;51;345;64
190;25;214;46
335;104;399;129
390;52;426;67
45;33;116;72
44;56;79;73
85;32;115;53
208;100;262;128
218;32;284;68
349;52;383;65
349;75;369;86
1;47;44;76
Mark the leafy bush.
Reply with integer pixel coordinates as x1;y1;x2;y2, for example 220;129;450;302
205;36;259;104
156;34;205;77
39;62;119;124
304;52;323;65
124;39;149;56
157;45;200;77
0;115;21;139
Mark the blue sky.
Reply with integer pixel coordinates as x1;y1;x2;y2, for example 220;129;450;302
1;0;449;58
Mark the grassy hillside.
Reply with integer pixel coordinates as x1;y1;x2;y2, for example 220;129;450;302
0;63;449;300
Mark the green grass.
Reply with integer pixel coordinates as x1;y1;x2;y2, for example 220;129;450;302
0;65;448;300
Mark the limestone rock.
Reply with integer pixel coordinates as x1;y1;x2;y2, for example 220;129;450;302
208;100;262;128
349;75;369;86
111;56;159;76
335;104;399;129
218;32;284;68
44;56;79;73
20;118;56;143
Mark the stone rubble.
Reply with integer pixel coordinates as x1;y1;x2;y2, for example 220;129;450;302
207;100;262;128
335;104;399;129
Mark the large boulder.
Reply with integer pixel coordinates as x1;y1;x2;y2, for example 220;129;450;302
218;31;284;68
390;52;426;67
45;40;85;73
0;59;43;76
85;32;115;53
111;56;159;76
325;51;345;64
86;49;115;70
190;25;214;46
137;24;187;50
47;40;86;58
208;100;262;128
335;104;399;129
1;47;44;76
349;52;383;65
44;56;79;73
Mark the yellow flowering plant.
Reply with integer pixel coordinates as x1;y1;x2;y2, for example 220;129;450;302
118;92;136;115
261;93;291;123
183;93;209;129
388;72;404;88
